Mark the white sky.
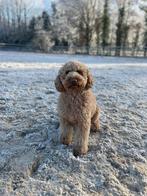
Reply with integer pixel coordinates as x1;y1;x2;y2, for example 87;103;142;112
20;0;52;15
33;0;52;11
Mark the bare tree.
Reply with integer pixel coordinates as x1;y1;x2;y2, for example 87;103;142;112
53;0;99;54
115;0;143;56
140;0;147;56
0;0;36;43
131;23;141;56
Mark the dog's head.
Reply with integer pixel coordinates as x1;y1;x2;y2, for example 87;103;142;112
55;61;93;92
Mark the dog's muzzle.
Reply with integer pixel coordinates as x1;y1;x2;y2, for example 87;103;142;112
69;78;78;86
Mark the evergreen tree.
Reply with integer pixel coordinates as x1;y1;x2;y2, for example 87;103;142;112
115;6;125;56
29;17;36;32
28;16;36;40
42;11;51;31
101;0;110;48
95;16;101;54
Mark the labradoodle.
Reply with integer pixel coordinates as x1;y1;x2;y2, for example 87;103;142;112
55;61;100;156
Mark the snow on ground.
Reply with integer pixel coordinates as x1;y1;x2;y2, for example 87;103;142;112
0;51;147;195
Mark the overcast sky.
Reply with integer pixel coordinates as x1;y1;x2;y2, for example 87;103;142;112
41;0;52;11
34;0;145;18
30;0;52;14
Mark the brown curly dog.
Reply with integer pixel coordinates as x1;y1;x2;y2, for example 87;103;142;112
55;61;100;156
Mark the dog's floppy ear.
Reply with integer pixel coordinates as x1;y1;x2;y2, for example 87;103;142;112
85;70;93;90
54;75;65;92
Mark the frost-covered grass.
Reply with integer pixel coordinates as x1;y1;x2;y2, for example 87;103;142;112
0;51;147;195
0;50;147;65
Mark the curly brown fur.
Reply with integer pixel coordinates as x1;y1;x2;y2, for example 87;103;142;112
55;61;100;156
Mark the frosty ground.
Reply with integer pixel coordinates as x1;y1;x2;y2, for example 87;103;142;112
0;51;147;196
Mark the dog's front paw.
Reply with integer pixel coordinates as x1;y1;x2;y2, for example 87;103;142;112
73;146;88;157
60;136;72;145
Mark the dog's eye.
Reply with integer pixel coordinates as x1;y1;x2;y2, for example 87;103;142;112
77;70;83;75
65;71;70;75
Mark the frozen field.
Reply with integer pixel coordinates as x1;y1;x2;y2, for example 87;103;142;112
0;51;147;195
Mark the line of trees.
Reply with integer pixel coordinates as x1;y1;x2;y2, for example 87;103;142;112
0;0;34;43
0;0;147;56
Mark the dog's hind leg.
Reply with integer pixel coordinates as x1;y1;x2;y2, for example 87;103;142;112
60;118;73;145
91;107;100;132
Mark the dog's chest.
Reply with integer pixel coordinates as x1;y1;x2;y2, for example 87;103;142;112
58;93;86;122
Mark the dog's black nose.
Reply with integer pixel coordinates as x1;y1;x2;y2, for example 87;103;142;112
71;79;78;85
